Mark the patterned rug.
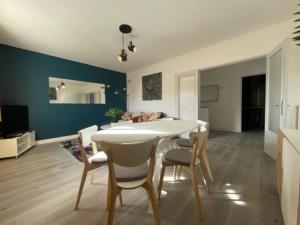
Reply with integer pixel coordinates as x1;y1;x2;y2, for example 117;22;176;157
60;139;93;162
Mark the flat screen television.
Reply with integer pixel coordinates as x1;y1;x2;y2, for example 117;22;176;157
0;105;29;138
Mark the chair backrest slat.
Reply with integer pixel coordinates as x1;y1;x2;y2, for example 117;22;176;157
78;125;98;147
197;120;209;131
190;129;209;165
77;136;90;165
101;137;160;167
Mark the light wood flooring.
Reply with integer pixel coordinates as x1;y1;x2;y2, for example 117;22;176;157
0;131;283;225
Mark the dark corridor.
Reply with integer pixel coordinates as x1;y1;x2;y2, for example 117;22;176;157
242;74;266;132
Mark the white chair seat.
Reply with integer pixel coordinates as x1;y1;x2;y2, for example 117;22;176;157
88;151;108;164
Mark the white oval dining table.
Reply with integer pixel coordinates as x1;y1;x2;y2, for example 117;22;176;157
91;120;198;213
92;120;197;143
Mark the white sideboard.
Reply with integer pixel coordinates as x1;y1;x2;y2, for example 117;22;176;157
0;131;36;158
278;129;300;225
199;107;209;124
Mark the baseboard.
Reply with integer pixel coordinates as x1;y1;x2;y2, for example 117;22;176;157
36;134;77;145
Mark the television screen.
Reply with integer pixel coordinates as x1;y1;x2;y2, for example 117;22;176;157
0;105;29;138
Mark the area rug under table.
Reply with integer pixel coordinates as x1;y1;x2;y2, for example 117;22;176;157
60;140;93;162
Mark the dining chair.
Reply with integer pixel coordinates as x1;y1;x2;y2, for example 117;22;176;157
75;125;122;210
175;120;209;148
157;129;209;219
78;125;100;184
101;137;161;225
174;120;213;187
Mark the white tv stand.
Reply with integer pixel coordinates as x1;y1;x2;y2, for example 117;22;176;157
0;131;36;158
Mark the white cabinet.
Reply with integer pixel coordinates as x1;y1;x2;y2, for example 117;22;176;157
0;131;36;158
199;107;209;124
281;138;300;225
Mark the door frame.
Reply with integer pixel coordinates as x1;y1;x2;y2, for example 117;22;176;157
175;70;199;121
264;39;289;160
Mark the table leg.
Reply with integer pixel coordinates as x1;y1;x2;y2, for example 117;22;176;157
147;137;172;214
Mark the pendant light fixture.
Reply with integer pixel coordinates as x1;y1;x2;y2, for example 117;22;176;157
56;81;66;90
118;33;127;62
117;24;137;62
128;33;137;53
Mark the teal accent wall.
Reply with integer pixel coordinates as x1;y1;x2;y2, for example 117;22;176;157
0;44;126;140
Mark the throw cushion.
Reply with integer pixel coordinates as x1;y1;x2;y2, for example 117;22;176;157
132;116;141;123
122;112;133;121
141;112;162;122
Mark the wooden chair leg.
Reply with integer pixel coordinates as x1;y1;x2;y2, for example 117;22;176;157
118;191;123;207
90;170;95;184
199;163;211;193
173;165;178;181
107;189;117;225
145;183;161;225
157;164;166;200
202;151;213;182
190;169;203;219
177;166;182;180
107;177;111;210
75;167;88;210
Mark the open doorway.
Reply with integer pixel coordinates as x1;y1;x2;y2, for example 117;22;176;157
199;57;266;133
242;74;266;132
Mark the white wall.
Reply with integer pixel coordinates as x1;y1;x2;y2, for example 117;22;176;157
200;58;266;132
127;20;293;116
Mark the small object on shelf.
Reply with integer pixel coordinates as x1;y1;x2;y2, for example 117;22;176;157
0;131;36;158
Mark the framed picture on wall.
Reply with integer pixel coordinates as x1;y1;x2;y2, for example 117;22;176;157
142;72;162;101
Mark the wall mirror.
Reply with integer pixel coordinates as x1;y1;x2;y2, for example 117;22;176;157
48;77;106;104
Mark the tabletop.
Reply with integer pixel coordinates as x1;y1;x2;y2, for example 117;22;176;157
92;120;197;143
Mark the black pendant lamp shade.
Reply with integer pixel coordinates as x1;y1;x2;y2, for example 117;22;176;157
128;41;137;53
118;49;127;62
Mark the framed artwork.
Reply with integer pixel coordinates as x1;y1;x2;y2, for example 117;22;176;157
142;72;162;100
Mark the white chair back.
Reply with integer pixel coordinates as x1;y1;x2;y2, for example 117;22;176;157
101;137;160;167
78;125;98;147
197;120;209;129
190;129;209;163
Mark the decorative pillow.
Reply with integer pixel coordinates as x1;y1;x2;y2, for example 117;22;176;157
140;112;149;122
140;112;161;122
132;116;141;123
122;112;133;121
148;112;161;121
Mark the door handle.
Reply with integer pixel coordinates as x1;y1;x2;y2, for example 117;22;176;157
275;100;284;115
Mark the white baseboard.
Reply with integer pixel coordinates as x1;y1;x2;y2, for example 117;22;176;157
36;134;77;145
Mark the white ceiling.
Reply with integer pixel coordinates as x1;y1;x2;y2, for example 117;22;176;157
0;0;297;73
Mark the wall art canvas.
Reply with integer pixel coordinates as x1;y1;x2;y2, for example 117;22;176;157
142;72;162;101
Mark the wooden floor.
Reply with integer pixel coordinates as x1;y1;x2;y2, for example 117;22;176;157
0;131;283;225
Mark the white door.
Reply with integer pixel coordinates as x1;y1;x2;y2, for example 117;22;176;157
264;40;288;160
176;71;199;121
